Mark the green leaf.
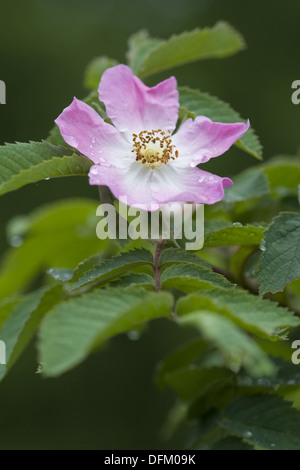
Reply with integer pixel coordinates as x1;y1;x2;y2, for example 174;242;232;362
159;365;233;402
238;358;300;389
46;125;71;147
219;395;300;450
179;87;262;160
71;249;154;291
0;286;62;381
135;22;245;78
176;288;300;340
204;221;265;247
179;311;274;377
258;212;300;294
224;170;269;203
212;436;254;450
84;56;119;90
126;30;163;75
159;247;211;270
263;156;300;195
0;199;107;300
38;288;173;376
0;141;92;197
161;264;233;292
111;273;155;289
0;297;21;329
157;339;208;387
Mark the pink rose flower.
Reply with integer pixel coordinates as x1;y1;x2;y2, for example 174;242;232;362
55;65;249;211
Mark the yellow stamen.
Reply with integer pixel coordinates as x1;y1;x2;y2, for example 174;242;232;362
132;129;178;168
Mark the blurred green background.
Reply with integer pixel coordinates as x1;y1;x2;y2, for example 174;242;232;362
0;0;299;449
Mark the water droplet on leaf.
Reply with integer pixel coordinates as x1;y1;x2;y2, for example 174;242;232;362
259;239;266;251
9;235;23;247
127;330;141;341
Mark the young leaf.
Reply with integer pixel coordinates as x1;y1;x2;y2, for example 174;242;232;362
176;288;300;340
126;30;163;75
219;395;300;450
84;56;119;90
38;288;173;376
179;87;262;160
258;212;300;294
136;22;245;78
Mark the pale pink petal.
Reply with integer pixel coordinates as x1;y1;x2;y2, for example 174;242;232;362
172;117;250;168
99;64;179;137
89;161;232;209
89;163;160;210
55;97;132;168
151;165;233;205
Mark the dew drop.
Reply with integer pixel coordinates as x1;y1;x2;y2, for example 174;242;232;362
260;239;266;252
287;379;296;385
127;330;141;341
91;138;96;144
9;235;23;247
208;176;214;181
90;166;100;175
233;222;243;227
68;136;78;148
243;431;253;438
198;176;205;183
257;377;271;387
270;443;276;448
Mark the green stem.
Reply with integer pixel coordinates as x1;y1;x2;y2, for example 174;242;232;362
154;240;164;291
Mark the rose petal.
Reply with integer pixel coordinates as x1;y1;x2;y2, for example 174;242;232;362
151;164;233;205
55;97;132;168
172;116;250;168
90;160;232;210
99;64;179;138
89;162;160;210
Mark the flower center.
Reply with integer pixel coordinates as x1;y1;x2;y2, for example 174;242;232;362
132;129;178;168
